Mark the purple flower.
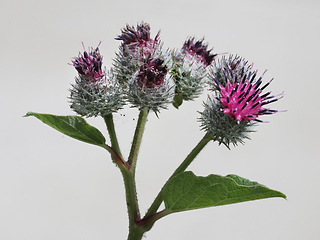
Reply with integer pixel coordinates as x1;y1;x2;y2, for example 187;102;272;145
71;43;104;81
181;37;217;67
115;22;160;59
127;56;173;113
136;57;168;88
212;66;283;123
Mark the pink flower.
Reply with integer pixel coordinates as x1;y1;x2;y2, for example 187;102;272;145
71;43;104;81
213;67;283;123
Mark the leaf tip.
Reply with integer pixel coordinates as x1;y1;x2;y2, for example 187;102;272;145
280;192;287;200
23;112;34;117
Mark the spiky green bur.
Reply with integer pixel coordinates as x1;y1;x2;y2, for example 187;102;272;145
171;38;217;108
69;70;125;117
126;57;174;114
208;55;250;88
69;43;125;117
199;96;255;148
171;55;206;101
113;22;165;88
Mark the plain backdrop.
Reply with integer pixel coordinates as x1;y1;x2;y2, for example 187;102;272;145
1;0;319;239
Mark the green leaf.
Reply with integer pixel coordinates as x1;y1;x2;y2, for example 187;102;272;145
25;112;106;146
173;94;183;109
163;171;286;213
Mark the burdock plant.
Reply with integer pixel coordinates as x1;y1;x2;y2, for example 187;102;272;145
25;22;286;240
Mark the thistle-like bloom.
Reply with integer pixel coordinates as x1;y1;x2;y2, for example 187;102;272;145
115;22;160;58
114;22;165;86
69;44;125;117
181;37;216;67
127;57;174;113
171;38;217;108
136;57;168;88
71;43;105;81
216;73;281;123
212;61;282;123
200;56;283;148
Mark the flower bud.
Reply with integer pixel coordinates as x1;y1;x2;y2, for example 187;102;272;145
114;22;164;86
171;37;217;108
181;37;216;67
115;22;160;60
71;43;105;81
126;56;174;114
69;44;125;117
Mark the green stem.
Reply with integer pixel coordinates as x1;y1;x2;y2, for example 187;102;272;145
103;114;123;160
143;133;212;219
123;108;149;240
127;225;145;240
127;210;171;240
101;143;126;169
120;167;143;240
128;108;149;174
103;110;150;240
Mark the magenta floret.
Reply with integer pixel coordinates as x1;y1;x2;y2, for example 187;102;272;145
116;22;160;58
71;43;104;81
137;57;168;88
182;37;216;66
213;68;283;123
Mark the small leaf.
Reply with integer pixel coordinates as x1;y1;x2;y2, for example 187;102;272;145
25;112;106;146
173;94;183;109
163;171;286;213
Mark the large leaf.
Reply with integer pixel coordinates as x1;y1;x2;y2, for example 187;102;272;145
25;112;106;146
163;171;286;212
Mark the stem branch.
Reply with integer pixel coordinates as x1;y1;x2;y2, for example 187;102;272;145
128;108;149;173
115;108;149;240
103;114;123;160
143;133;212;219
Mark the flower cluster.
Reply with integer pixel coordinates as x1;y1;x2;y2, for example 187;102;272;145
199;56;283;147
171;37;217;108
69;22;175;116
68;22;284;147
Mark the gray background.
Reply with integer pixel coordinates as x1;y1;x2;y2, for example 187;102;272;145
1;0;319;239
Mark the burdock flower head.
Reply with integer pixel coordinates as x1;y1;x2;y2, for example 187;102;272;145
115;22;160;59
114;22;164;86
71;43;105;81
171;37;217;108
69;43;125;117
127;56;174;114
181;37;216;67
199;56;283;148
